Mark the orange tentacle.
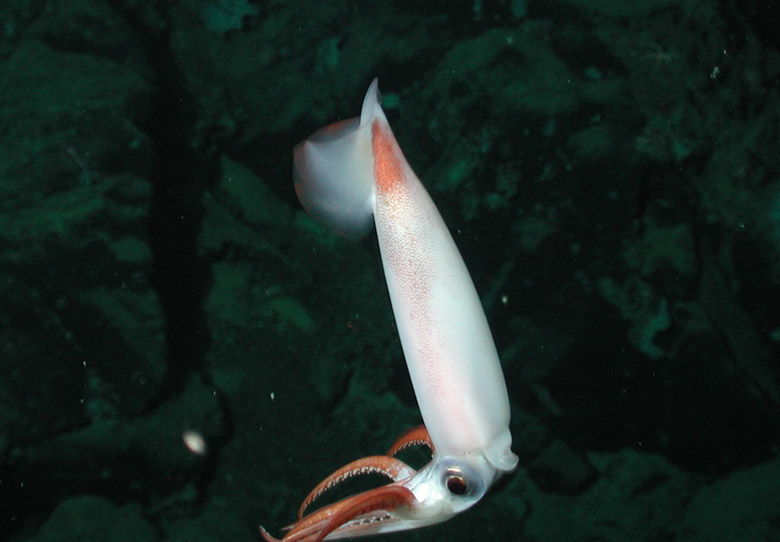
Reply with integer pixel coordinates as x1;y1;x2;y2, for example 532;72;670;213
386;426;433;457
280;484;417;542
297;455;415;519
260;427;431;541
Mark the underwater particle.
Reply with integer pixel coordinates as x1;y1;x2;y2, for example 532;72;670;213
182;430;208;455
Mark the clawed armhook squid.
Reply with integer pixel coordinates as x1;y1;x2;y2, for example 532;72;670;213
261;79;518;542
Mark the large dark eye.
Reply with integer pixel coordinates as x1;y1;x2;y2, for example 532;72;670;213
445;472;469;495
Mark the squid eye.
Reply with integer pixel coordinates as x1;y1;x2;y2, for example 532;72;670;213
445;472;469;496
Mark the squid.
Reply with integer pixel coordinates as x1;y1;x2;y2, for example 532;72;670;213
260;79;517;542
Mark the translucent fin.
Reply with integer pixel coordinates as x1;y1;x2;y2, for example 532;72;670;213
360;78;381;125
292;79;383;239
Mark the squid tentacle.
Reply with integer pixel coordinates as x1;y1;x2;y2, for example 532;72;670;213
386;425;434;457
261;485;417;542
297;455;416;519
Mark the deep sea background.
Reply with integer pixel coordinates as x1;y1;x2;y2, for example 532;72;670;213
1;0;779;541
